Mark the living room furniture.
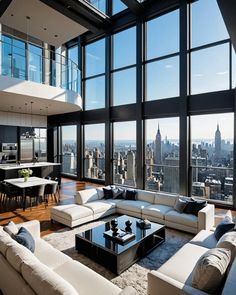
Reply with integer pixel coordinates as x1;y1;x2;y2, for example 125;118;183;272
75;215;165;274
5;177;57;210
147;229;236;295
51;187;215;234
0;220;136;295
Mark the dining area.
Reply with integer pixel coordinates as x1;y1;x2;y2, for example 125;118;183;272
0;176;60;211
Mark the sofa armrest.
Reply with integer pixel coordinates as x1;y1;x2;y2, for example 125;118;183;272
148;271;208;295
198;204;215;232
118;286;137;295
16;220;40;239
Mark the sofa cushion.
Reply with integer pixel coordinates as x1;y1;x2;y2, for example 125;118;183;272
84;200;115;214
6;243;38;272
191;199;207;216
96;187;105;199
117;200;150;214
0;230;19;256
222;258;236;295
136;189;155;203
34;239;71;270
157;243;208;285
192;248;231;293
112;188;125;199
214;215;235;241
54;260;121;295
21;259;79;295
103;187;113;199
165;210;198;228
4;221;19;237
142;204;173;220
154;193;177;207
51;204;93;222
13;227;35;253
217;231;236;265
190;230;218;249
74;188;99;205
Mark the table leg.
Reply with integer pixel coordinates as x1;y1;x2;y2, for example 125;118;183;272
23;188;26;211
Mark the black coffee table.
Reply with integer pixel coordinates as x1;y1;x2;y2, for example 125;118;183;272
75;215;165;274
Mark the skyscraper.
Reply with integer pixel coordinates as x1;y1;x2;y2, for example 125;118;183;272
126;150;136;186
154;124;162;168
215;123;221;159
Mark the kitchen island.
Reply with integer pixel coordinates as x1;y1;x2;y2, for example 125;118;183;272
0;162;61;184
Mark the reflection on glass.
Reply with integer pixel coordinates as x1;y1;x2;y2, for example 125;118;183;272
1;35;12;76
191;44;229;94
85;76;105;110
146;56;179;100
191;0;229;48
84;124;105;180
113;121;136;187
147;9;179;60
34;128;47;162
113;67;136;106
113;27;136;69
112;0;127;15
62;125;77;175
28;44;43;83
85;39;105;77
145;118;179;193
191;113;234;204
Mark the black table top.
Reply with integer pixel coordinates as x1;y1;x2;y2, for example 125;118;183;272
76;215;165;255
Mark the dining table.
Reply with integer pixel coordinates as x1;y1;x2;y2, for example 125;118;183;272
4;176;58;210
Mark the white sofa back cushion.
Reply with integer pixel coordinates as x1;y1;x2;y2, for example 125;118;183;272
154;193;177;207
136;190;155;203
74;189;99;205
0;229;18;257
22;260;79;295
217;231;236;265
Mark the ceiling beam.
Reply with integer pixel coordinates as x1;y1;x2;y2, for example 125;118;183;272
121;0;144;16
40;0;110;34
217;0;236;52
0;0;12;17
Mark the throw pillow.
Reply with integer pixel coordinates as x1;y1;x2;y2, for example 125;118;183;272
125;190;137;200
4;221;19;237
192;248;231;293
214;216;235;241
183;198;196;214
13;227;35;253
174;198;188;213
112;188;124;199
96;187;104;199
191;199;207;216
103;187;113;199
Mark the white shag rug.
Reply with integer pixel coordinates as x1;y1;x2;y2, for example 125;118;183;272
43;216;193;295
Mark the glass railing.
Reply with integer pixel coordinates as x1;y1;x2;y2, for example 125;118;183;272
191;165;233;204
0;39;81;94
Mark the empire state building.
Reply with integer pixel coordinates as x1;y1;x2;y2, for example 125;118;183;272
154;124;162;167
215;123;221;159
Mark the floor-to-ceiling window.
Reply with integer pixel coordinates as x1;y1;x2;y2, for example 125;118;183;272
84;124;105;180
28;44;43;83
84;38;105;110
113;121;137;187
145;118;179;193
61;125;77;175
68;45;80;93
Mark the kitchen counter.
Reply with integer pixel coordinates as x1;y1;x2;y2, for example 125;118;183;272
0;162;61;183
0;162;60;170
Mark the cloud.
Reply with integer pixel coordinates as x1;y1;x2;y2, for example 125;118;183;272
216;71;228;75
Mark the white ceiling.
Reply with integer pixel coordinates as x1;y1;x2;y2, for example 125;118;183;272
0;92;81;116
0;0;88;47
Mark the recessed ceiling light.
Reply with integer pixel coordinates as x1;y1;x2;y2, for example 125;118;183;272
54;34;58;37
26;16;31;20
11;14;14;16
43;28;47;30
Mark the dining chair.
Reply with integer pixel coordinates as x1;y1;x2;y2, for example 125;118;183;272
44;182;59;207
26;185;45;210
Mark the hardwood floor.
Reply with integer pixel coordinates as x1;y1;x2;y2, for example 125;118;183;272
0;178;235;237
0;178;102;236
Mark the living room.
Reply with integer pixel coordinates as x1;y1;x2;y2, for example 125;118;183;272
0;0;236;294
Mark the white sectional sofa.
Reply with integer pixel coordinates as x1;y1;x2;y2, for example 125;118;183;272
0;220;136;295
51;187;215;234
148;229;236;295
